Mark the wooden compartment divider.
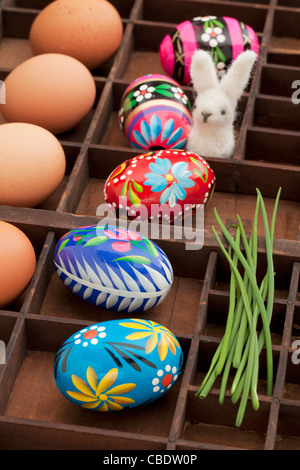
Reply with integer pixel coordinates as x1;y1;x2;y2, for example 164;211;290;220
0;0;299;450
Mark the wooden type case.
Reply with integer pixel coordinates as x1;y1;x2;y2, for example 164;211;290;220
0;0;299;450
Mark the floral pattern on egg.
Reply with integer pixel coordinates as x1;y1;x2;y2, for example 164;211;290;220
152;365;179;394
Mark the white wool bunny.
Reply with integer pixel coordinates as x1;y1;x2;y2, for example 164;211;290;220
186;49;257;159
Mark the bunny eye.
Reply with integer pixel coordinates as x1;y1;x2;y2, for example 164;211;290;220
221;109;226;115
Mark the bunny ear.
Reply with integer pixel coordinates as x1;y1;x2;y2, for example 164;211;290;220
189;49;219;94
220;50;257;104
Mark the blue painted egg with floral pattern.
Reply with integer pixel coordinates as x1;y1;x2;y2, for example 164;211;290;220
54;318;183;412
119;74;192;150
159;16;260;85
54;225;173;313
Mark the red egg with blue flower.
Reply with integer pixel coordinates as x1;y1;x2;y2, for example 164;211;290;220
104;149;216;223
119;74;192;150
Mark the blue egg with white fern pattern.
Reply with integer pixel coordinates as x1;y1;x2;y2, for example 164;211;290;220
54;318;183;412
54;225;173;313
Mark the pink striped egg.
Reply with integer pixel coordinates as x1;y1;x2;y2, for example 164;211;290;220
159;16;260;85
119;74;192;150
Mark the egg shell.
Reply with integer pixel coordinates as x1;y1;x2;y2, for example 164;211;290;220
54;225;174;313
0;221;36;308
119;74;192;150
0;123;66;207
54;318;183;412
0;53;96;134
159;16;260;85
104;149;216;222
29;0;123;70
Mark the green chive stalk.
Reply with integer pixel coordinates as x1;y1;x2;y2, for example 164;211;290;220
232;200;259;368
214;230;240;376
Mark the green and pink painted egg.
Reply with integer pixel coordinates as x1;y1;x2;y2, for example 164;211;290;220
54;318;183;412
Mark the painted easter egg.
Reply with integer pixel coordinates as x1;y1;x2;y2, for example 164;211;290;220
159;16;260;85
104;149;216;222
54;318;183;412
54;225;173;313
119;74;192;150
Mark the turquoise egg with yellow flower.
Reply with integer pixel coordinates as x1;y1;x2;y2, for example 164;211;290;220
54;318;183;411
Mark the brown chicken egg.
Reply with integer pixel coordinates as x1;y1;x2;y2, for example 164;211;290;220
0;53;96;134
29;0;123;70
0;122;66;207
0;221;36;308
